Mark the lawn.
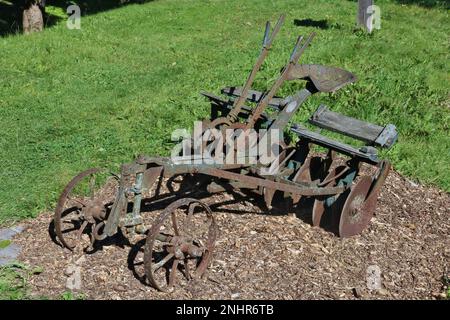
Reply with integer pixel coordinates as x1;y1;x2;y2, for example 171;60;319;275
0;0;448;224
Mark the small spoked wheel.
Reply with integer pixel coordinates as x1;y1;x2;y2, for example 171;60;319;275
144;198;218;292
54;168;119;251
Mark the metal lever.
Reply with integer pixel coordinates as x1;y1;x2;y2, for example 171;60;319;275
290;32;316;64
246;32;316;128
263;21;271;47
289;35;304;62
224;14;285;123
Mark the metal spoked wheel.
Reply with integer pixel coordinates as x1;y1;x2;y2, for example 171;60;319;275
54;168;119;251
144;198;218;292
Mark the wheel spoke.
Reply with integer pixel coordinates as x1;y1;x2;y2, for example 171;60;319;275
171;212;181;236
185;203;198;237
152;253;174;272
184;258;192;280
144;198;218;292
168;259;179;288
61;225;81;234
77;220;89;241
55;168;119;251
89;174;96;200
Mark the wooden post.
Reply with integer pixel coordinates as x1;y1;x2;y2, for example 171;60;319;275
357;0;374;33
22;0;44;34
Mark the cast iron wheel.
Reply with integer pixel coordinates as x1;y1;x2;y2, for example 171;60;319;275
54;168;119;250
144;198;218;292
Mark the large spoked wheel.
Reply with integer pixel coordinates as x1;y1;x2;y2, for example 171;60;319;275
144;198;218;292
54;168;119;251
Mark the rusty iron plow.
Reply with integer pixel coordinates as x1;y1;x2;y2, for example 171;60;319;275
53;15;398;292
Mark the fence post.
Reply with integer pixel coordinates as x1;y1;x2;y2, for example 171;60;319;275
357;0;374;33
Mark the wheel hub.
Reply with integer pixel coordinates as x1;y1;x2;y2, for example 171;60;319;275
82;199;106;222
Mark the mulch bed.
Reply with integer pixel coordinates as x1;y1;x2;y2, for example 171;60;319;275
11;169;450;300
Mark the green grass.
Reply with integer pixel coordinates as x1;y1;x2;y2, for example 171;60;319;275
0;262;66;300
0;264;30;300
0;239;11;249
0;0;449;223
60;291;86;300
0;270;26;300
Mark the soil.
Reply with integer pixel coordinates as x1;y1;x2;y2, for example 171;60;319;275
11;169;450;300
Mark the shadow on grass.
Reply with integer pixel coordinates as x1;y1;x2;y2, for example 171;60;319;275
294;18;329;29
0;0;153;37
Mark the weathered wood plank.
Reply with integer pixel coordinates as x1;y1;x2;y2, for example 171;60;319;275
290;124;379;164
309;105;383;144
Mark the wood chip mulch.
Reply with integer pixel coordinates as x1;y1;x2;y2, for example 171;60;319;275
11;170;450;300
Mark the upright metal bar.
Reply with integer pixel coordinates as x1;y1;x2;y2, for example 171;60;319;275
226;15;285;122
131;172;144;222
245;32;316;128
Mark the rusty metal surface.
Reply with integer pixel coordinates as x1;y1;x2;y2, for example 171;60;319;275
246;32;316;128
221;87;283;109
226;15;285;123
288;64;357;93
204;15;285;131
54;168;102;250
339;160;391;237
52;17;398;293
199;167;345;197
312;165;348;227
54;168;120;251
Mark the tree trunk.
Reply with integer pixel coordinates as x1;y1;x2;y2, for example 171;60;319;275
23;1;44;34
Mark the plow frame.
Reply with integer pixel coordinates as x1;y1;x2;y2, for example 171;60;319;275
53;14;397;292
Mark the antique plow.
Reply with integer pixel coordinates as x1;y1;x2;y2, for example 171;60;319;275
53;15;397;292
